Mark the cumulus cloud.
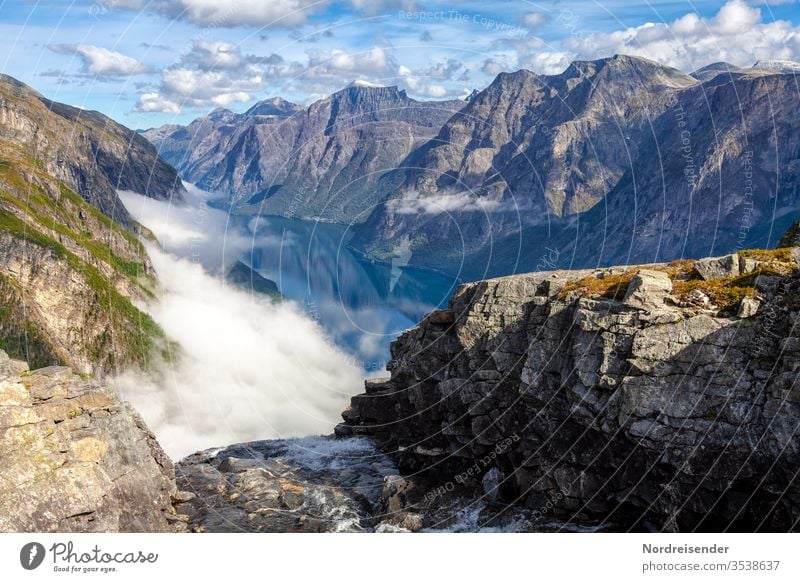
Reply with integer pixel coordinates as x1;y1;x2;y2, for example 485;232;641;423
481;58;508;76
307;46;394;78
134;40;285;111
48;43;151;77
134;92;181;114
135;38;470;113
115;189;364;458
398;58;469;98
514;0;800;75
109;0;328;27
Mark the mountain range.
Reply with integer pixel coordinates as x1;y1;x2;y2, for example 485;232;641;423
144;84;465;223
145;55;800;280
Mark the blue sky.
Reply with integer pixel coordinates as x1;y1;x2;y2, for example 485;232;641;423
1;0;799;128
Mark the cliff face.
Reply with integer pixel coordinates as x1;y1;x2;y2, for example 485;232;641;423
144;85;465;222
338;248;800;531
0;75;178;374
0;350;183;532
0;74;183;220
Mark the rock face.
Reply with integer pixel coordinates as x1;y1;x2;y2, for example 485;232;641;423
338;252;800;531
1;74;175;374
0;74;183;220
143;85;465;223
780;221;800;248
0;350;182;532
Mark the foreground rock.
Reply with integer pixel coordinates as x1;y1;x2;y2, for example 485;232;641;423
0;350;183;532
175;435;566;532
175;436;398;532
339;251;800;532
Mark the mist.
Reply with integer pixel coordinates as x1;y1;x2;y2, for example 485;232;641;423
114;188;364;459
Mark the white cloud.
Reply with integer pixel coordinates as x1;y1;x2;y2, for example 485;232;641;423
562;0;800;72
518;51;573;75
135;40;305;111
115;189;363;459
481;58;507;76
119;183;254;271
187;40;246;71
390;190;503;215
113;0;328;27
307;46;394;77
48;43;151;76
520;12;549;31
398;58;468;98
491;0;800;76
134;92;181;114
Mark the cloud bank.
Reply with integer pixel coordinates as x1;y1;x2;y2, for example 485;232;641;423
115;189;363;458
48;43;151;77
390;190;504;215
509;0;800;74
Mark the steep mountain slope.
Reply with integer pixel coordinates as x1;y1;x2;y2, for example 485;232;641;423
0;74;183;219
355;57;800;279
562;67;800;267
388;55;695;217
144;85;465;222
0;75;183;374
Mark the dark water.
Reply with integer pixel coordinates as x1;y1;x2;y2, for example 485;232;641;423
245;216;460;371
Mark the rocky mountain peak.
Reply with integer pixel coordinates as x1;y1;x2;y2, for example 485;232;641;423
691;61;745;81
328;83;410;108
561;54;697;88
244;97;302;117
752;59;800;73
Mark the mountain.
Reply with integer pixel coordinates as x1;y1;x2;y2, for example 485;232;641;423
564;66;800;268
144;55;800;281
752;59;800;74
355;55;699;274
143;85;466;222
354;55;800;278
0;74;183;374
225;260;280;299
1;74;182;220
690;61;745;82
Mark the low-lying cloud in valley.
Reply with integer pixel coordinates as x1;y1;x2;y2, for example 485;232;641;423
115;188;364;459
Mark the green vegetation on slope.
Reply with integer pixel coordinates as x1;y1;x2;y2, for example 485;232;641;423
0;150;165;371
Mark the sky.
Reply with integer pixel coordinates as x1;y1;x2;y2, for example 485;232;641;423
0;0;799;128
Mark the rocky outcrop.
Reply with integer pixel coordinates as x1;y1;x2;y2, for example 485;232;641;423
1;75;173;374
0;350;183;532
225;260;280;299
780;221;800;248
144;85;465;223
338;250;800;532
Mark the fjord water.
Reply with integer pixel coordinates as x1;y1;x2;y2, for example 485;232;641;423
246;215;460;371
